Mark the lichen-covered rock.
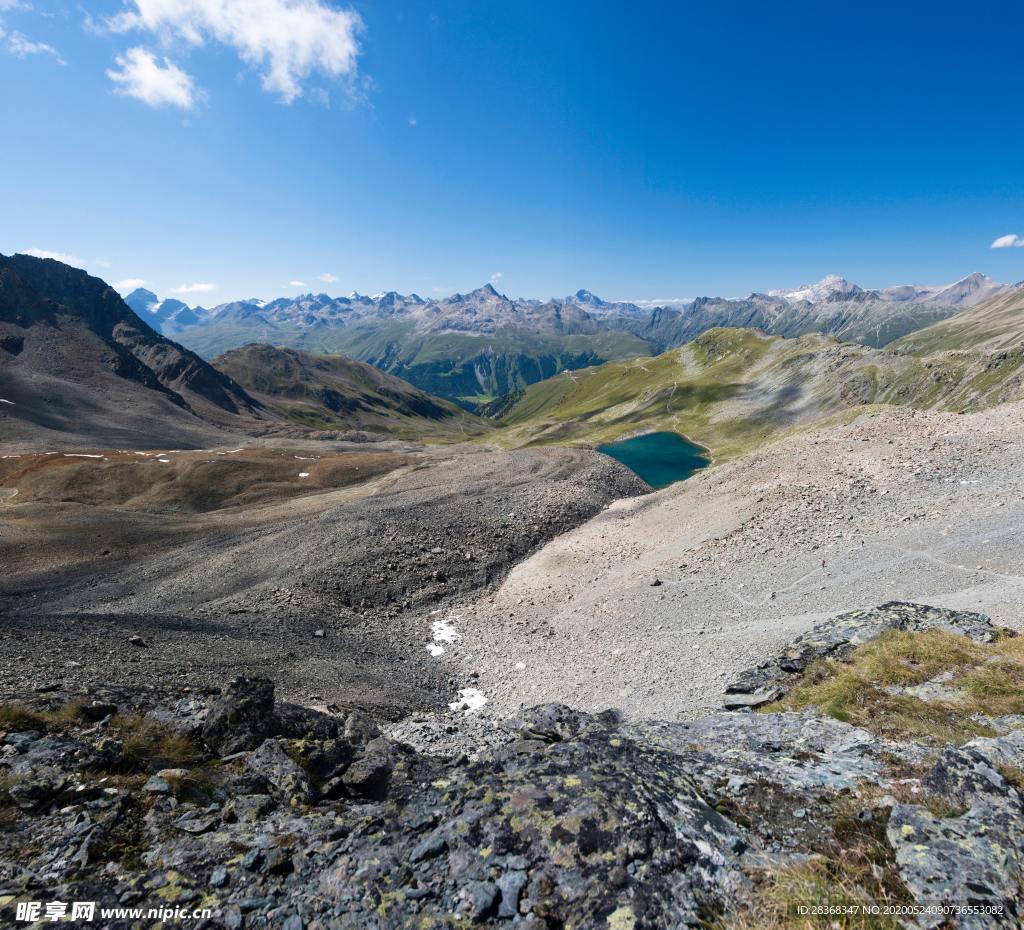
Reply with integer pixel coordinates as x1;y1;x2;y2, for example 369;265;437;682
323;721;747;929
888;746;1024;928
245;738;315;804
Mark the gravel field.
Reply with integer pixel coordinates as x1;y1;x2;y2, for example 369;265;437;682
436;402;1024;721
0;445;645;719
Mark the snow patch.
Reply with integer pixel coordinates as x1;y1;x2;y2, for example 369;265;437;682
0;399;13;405
425;616;462;658
431;618;461;644
298;472;310;478
64;454;105;459
449;688;487;714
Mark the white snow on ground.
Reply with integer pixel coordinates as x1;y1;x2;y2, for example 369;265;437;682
431;617;461;643
294;456;317;460
449;688;488;714
425;615;462;656
298;472;310;478
157;458;171;464
64;454;104;458
216;449;244;455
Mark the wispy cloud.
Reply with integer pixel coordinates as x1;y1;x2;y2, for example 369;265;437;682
108;0;363;104
991;234;1024;249
21;247;86;267
490;271;503;283
107;47;197;109
318;272;338;283
7;31;65;64
170;281;216;294
407;115;417;126
288;279;306;287
113;278;147;292
626;297;695;309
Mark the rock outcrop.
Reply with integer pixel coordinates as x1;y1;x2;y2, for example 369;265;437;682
1;603;1022;928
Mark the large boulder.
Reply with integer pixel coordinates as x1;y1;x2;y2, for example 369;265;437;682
201;677;277;755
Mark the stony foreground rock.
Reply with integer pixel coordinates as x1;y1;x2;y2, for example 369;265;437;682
1;603;1022;928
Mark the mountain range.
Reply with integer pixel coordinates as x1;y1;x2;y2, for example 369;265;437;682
125;272;1019;406
0;255;486;448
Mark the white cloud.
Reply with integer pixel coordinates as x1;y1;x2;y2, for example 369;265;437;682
490;271;503;283
107;46;197;109
7;31;65;64
627;297;695;309
109;0;363;103
0;1;31;9
113;278;147;292
170;281;216;294
991;234;1024;249
288;279;306;287
407;115;417;126
21;247;86;267
318;272;338;283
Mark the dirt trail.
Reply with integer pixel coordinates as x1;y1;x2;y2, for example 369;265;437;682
448;402;1024;721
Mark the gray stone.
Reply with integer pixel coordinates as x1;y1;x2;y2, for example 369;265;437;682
245;739;315;804
496;870;527;918
202;677;277;755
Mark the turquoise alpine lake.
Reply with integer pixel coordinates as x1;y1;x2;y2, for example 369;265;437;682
597;431;710;489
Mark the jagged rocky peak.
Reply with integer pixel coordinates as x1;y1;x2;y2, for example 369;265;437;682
124;287;159;314
572;288;607;307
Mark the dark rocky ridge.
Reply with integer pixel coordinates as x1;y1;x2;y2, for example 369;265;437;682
2;603;1022;928
211;343;488;439
0;253;263;448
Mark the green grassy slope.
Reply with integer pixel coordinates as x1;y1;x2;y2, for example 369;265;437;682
495;321;1024;460
891;287;1024;354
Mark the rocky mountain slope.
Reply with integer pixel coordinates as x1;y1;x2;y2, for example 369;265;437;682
211;344;491;441
134;274;1014;404
461;400;1024;723
0;253;263;449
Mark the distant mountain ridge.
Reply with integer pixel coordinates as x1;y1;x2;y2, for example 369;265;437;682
127;272;1016;405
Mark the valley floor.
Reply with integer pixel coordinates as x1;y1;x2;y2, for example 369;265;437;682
436;402;1024;721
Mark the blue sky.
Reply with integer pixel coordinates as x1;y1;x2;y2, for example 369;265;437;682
1;0;1023;304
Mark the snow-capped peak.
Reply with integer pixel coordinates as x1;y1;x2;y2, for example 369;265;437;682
767;275;862;304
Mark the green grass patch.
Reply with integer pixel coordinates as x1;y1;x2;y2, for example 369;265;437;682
768;629;1024;744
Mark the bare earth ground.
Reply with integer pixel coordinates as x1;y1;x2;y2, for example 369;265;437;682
433;402;1024;722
